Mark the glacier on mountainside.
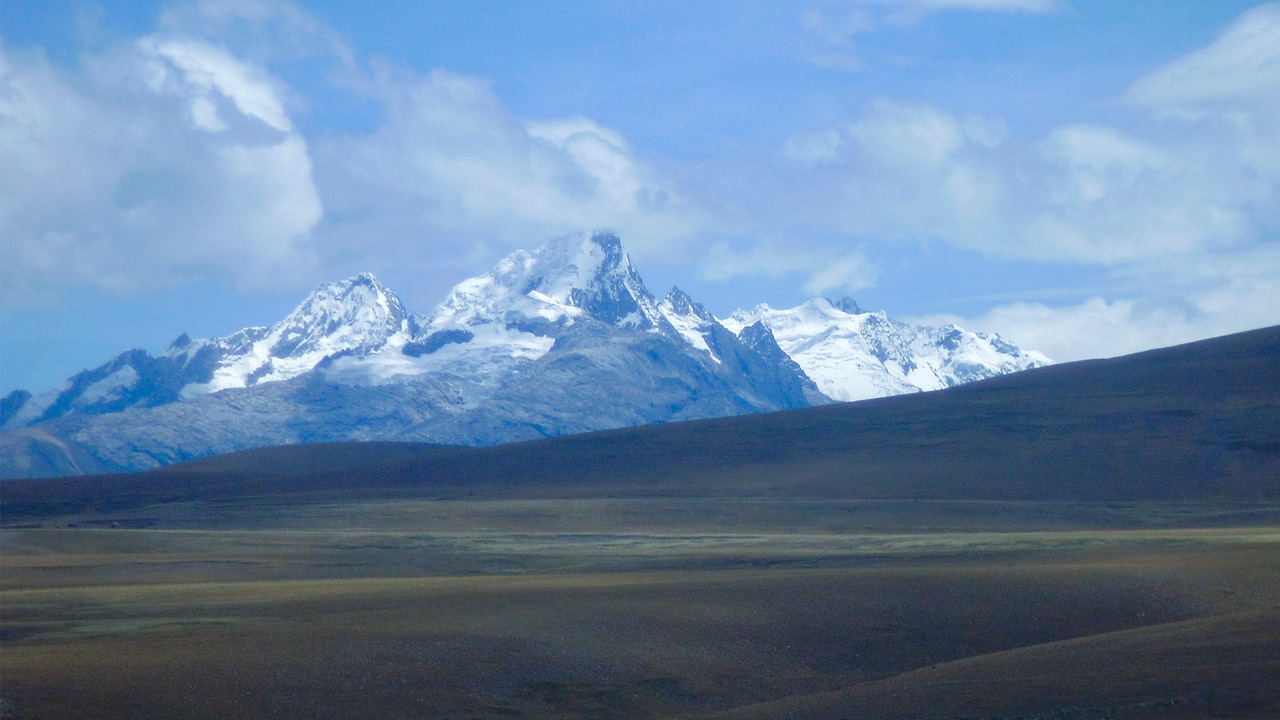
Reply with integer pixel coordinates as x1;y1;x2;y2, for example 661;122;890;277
1;231;1049;478
723;297;1051;402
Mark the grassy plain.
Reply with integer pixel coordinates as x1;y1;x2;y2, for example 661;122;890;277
3;327;1278;717
3;497;1279;719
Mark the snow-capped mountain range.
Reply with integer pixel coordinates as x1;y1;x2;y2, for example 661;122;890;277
724;298;1049;402
1;232;1049;478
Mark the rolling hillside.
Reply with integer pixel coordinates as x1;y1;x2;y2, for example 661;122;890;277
4;324;1277;519
3;326;1278;720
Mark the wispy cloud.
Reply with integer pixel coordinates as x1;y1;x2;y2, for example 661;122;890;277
914;244;1280;361
141;37;294;132
726;4;1280;356
1;0;1274;366
704;239;878;297
849;0;1060;12
0;32;321;305
800;0;1062;70
312;64;710;303
1123;2;1280;121
0;0;708;308
772;9;1280;266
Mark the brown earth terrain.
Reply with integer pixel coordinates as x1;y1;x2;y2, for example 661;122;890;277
2;327;1278;718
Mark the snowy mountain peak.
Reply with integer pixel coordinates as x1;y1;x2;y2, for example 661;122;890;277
169;272;412;395
275;272;408;353
829;296;863;314
663;286;717;323
543;230;661;328
731;298;841;331
426;231;662;333
723;298;1050;403
1;232;1055;474
654;285;724;362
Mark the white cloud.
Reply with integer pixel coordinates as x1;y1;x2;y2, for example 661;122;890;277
1041;124;1163;205
4;0;1274;372
800;0;1060;69
773;5;1280;357
1123;3;1280;122
850;0;1059;11
805;0;1060;35
803;254;880;295
156;0;355;66
779;99;1006;245
0;36;321;305
703;239;878;297
776;61;1277;263
313;65;709;297
1024;123;1225;263
526;116;648;216
220;134;320;256
802;6;873;46
0;1;710;312
912;244;1280;361
1121;2;1280;190
924;297;1199;363
1013;6;1280;267
141;36;293;132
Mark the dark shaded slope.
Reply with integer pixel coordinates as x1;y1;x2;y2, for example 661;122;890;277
709;610;1280;720
3;325;1278;519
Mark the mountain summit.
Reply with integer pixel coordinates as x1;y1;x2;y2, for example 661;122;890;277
175;272;412;395
724;297;1049;402
1;231;1048;478
422;232;661;333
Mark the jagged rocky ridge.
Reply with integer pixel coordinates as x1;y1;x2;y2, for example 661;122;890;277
1;232;1048;478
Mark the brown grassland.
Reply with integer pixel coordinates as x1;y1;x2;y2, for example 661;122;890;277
2;497;1279;719
3;327;1278;718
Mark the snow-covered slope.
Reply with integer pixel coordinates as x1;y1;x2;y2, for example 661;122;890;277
657;287;722;362
419;230;662;334
2;231;795;434
321;232;710;393
723;297;1051;402
1;232;1050;479
173;272;413;395
0;274;413;430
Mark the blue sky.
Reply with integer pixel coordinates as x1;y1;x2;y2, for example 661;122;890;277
2;0;1278;395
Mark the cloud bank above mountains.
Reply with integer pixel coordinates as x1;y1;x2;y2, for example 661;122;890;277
1;0;1277;390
